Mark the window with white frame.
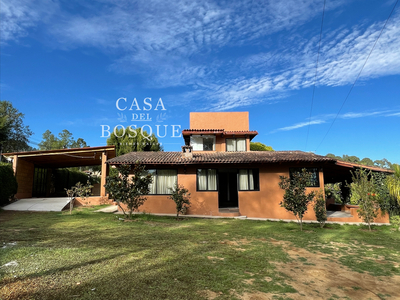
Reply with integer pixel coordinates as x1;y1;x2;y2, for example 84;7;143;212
238;169;259;191
146;169;178;194
226;138;246;151
190;135;215;151
197;169;217;191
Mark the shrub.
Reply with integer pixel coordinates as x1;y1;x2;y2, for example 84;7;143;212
104;163;152;219
348;169;380;231
279;168;316;231
169;183;191;219
0;163;18;206
390;215;400;231
314;191;327;228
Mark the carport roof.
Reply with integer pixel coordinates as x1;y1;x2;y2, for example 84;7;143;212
3;146;116;168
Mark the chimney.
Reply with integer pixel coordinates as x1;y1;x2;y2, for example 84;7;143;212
181;145;193;158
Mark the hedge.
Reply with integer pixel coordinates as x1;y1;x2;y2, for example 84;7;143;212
0;163;18;206
53;169;89;197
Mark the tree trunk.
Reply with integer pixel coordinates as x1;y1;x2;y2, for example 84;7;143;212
300;218;303;231
176;212;179;220
117;202;127;218
69;197;75;214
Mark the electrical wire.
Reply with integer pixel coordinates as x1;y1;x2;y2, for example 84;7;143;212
315;0;399;152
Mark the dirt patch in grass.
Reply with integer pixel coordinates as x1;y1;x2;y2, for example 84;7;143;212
207;256;225;261
272;242;400;299
243;278;255;285
219;238;400;300
197;290;221;299
231;290;279;300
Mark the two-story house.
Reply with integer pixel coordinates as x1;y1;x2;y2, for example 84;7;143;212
107;112;389;223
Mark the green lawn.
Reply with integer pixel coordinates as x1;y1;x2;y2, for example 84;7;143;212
1;207;400;300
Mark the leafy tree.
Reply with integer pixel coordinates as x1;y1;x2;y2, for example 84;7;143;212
65;181;93;214
279;169;316;231
313;191;327;228
250;142;274;151
374;159;392;170
38;129;88;150
348;169;380;231
387;164;400;207
107;127;162;156
0;100;33;153
168;183;191;219
104;163;152;219
360;157;374;166
326;153;341;160
342;155;360;164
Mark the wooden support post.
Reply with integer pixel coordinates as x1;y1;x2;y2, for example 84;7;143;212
100;151;108;197
12;155;18;175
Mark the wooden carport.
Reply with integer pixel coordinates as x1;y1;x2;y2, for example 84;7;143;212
2;146;115;199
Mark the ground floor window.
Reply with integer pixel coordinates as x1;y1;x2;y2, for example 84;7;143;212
147;169;177;194
197;169;217;191
289;167;320;187
238;169;259;191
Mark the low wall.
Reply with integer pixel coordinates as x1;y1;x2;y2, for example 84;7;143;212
74;196;112;206
327;206;389;223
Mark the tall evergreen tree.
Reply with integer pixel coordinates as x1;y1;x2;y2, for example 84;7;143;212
0;100;33;153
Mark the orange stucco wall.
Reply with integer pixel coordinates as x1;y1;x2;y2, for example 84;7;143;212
14;157;34;199
123;164;389;223
190;112;249;131
238;164;325;220
136;166;220;216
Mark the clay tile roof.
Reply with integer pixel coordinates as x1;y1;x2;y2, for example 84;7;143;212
107;151;335;165
182;129;225;135
223;130;258;136
181;129;258;137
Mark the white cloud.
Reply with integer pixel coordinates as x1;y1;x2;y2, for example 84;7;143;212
272;109;400;132
198;12;400;110
273;119;326;132
0;0;58;43
3;0;399;112
45;0;348;87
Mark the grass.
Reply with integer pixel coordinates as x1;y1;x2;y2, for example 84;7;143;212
1;207;400;300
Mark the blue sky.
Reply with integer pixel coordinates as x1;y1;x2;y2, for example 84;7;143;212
1;0;399;164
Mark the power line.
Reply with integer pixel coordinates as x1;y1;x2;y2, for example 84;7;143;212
305;0;327;151
315;0;399;152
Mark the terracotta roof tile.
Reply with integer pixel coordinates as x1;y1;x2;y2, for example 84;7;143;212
107;151;335;165
181;129;258;137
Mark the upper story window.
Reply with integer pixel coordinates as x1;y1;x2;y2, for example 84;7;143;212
289;168;320;187
226;138;246;152
190;135;215;151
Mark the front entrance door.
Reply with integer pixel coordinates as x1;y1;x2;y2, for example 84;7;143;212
218;169;238;208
